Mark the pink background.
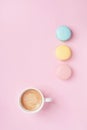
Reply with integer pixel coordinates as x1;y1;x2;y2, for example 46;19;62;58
0;0;87;130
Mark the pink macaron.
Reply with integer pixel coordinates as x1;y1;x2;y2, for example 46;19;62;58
56;64;73;80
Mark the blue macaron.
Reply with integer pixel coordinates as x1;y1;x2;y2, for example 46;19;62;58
56;26;72;41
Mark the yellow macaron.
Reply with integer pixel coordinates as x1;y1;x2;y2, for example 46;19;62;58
55;45;72;61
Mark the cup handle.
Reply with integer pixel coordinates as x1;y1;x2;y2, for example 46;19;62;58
45;98;52;102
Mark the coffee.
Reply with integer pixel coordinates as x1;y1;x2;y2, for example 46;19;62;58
20;89;42;111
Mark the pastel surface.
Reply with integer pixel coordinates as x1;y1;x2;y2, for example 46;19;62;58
0;0;87;130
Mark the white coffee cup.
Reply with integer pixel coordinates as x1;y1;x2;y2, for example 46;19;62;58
19;88;52;114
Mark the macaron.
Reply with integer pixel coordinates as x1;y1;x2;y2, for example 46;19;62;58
56;26;72;41
56;64;72;80
55;45;72;61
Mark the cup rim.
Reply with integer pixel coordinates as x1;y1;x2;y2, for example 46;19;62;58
19;88;45;114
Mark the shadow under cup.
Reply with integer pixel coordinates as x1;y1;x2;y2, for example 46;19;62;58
20;89;43;112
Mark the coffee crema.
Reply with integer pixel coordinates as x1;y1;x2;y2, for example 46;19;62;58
20;89;42;111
